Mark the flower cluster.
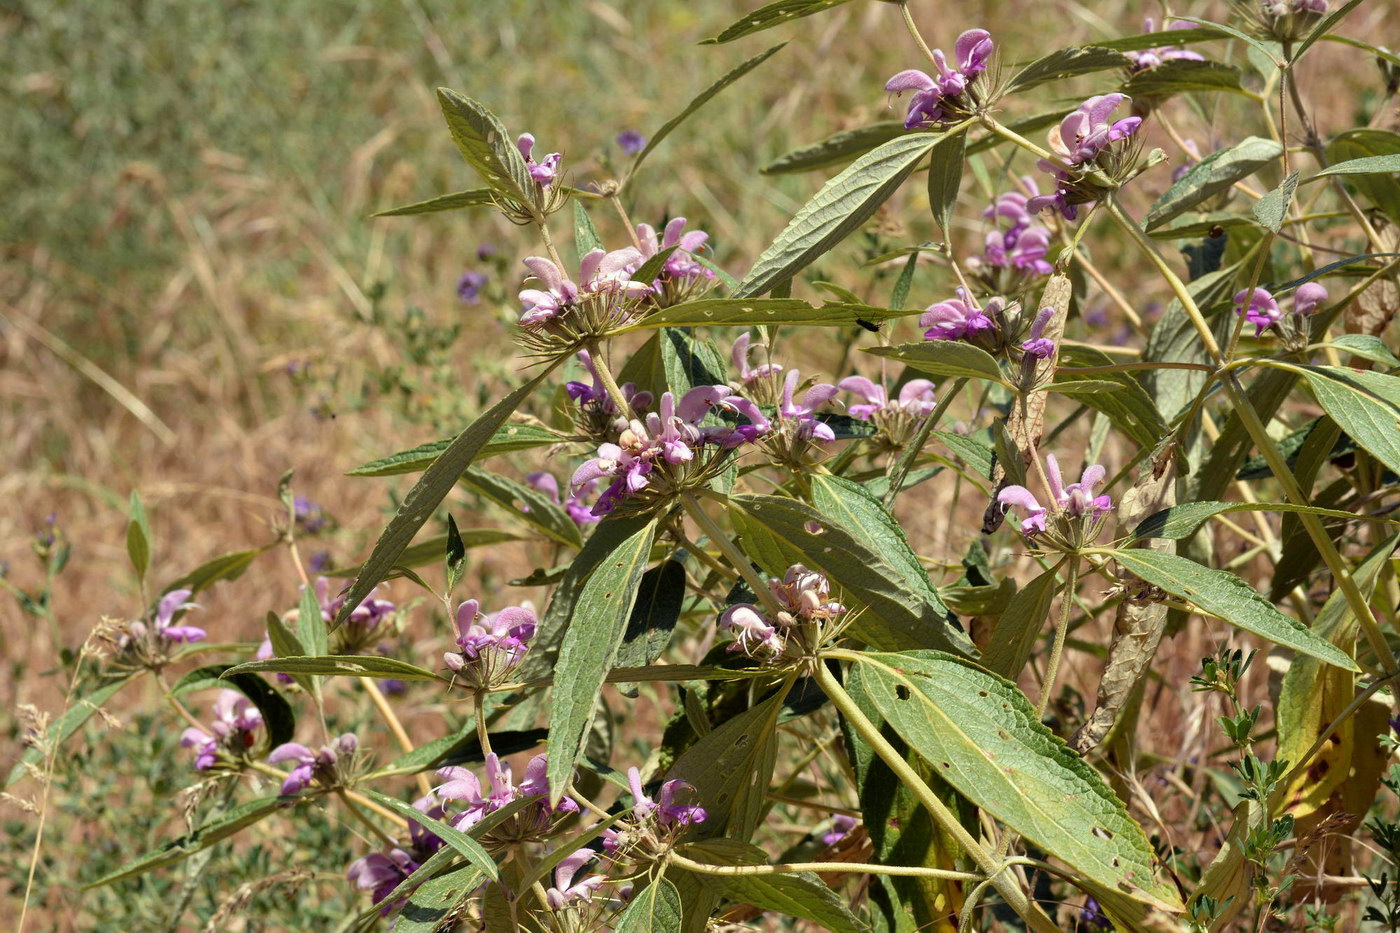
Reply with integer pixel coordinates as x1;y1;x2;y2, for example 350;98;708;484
922;288;999;343
527;472;600;527
1029;93;1144;220
571;385;766;515
347;795;446;913
719;565;845;661
967;180;1054;283
435;753;577;842
884;29;995;129
839;376;937;449
1246;0;1330;40
269;733;359;795
180;689;263;771
1124;18;1205;72
636;217;716;304
516;250;655;351
443;598;537;688
114;588;206;666
1234;281;1328;336
998;455;1114;545
565;349;652;438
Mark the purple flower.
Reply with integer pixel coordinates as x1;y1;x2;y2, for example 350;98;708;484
154;588;206;643
312;577;395;632
526;472;602;527
268;734;358;796
348;849;420;911
920;289;997;342
293;496;328;534
883;29;994;129
255;635;295;685
822;814;858;846
456;270;488;306
1125;18;1206;72
436;753;575;833
546;848;608;909
179;689;263;771
636;217;715;284
719;566;843;659
517;250;650;328
778;370;839;442
443;598;537;684
1292;282;1328;316
476;242;497;261
732;333;783;387
997;455;1113;538
565;349;652;417
1234;287;1283;335
517;133;562;188
1046;93;1142;166
976;180;1054;277
838;377;937;421
626;768;707;828
1020;306;1057;359
616;129;647;156
1081;897;1113;929
718;603;784;658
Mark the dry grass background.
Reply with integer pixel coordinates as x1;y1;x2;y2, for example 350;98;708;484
1;0;1394;926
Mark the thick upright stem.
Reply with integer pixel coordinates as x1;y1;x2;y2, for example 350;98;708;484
683;493;783;616
812;660;1060;933
362;678;432;797
1035;561;1079;719
586;341;639;434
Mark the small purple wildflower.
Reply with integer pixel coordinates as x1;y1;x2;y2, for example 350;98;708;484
974;180;1054;277
839;377;937;421
822;814;858;846
1292;282;1328;316
884;29;994;129
269;733;358;796
998;455;1113;539
154;588;206;643
293;496;328;534
311;577;395;632
1081;897;1113;929
777;369;839;443
1028;94;1143;220
616;129;646;156
443;598;537;686
719;566;845;660
565;349;652;419
1125;18;1205;72
732;333;783;387
526;472;601;527
921;289;998;342
546;848;608;909
1020;306;1057;360
636;217;715;285
435;753;576;835
347;795;445;913
517;250;650;328
1234;287;1283;335
180;689;263;771
456;270;488;306
517;133;562;188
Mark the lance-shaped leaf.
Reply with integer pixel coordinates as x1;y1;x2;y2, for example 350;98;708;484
1300;366;1400;478
981;563;1064;679
615;877;683;932
661;327;728;398
1094;26;1239;50
848;650;1182;913
126;491;151;581
1145;136;1283;230
85;795;306;888
1253;170;1299;232
614;559;687;669
864;340;1007;385
1009;45;1132;91
546;518;657;801
1325;129;1400;224
160;547;266;597
927;126;967;236
359;788;498;880
622;298;916;331
573;199;603;257
667;688;785;840
629;43;786;173
731;494;974;656
706;864;864;932
460;466;583;548
1104;550;1359;671
327;529;520;579
436;88;536;204
333;362;559;628
374;188;496;217
395;864;482;932
346;423;563;477
1122;59;1246;98
1053;345;1172;452
704;0;854;43
735;133;943;297
762;121;906;175
1292;0;1367;61
1130;500;1383;542
226;654;449;683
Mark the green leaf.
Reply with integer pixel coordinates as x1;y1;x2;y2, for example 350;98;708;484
710;866;865;932
661;328;728;398
848;651;1182;912
435;88;536;205
1325;130;1400;224
296;580;327;659
84;795;298;888
1122;59;1246;98
704;0;853;43
933;429;995;479
1130;500;1384;542
161;548;264;598
1171;15;1283;65
346;423;563;477
981;563;1065;679
627;298;916;330
460;466;584;548
225;654;448;683
1292;0;1367;61
172;664;296;749
1146;136;1283;230
667;688;785;839
614;877;683;932
1103;550;1359;671
327;529;522;578
735;133;944;298
8;675;136;788
1054;346;1171;452
373;727;547;778
1324;335;1400;368
126;491;151;581
1299;366;1400;478
1094;26;1245;51
546;518;658;802
1008;45;1131;91
334;362;560;628
373;188;496;217
394;864;482;932
1148;212;1258;240
573;199;603;258
864;341;1007;385
1314;154;1400;179
630;43;786;173
926;127;967;236
965;111;1063;156
1252;170;1299;232
614;559;687;669
762;122;906;175
731;494;974;655
359;789;498;880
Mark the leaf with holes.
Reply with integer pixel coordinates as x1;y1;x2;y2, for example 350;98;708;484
864;341;1006;385
848;650;1182;912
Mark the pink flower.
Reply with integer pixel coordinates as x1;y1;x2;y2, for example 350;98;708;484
998;455;1112;538
921;289;997;342
517;133;561;188
1234;287;1282;335
838;376;937;420
546;848;607;908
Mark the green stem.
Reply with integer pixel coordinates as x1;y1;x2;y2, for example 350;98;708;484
669;850;980;881
883;377;965;509
475;694;494;758
811;660;1060;933
981;116;1061;166
1035;561;1080;719
683;493;783;616
586;341;639;432
338;789;398;849
897;1;941;70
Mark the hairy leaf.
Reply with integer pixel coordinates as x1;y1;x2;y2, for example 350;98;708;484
624;298;916;331
1300;366;1400;478
864;341;1006;384
614;877;683;932
226;654;448;683
705;0;854;43
762;122;905;175
1009;46;1131;91
346;424;563;477
1145;137;1283;230
436;89;536;205
374;188;495;217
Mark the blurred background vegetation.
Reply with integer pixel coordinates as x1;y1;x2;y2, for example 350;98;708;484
2;0;1392;927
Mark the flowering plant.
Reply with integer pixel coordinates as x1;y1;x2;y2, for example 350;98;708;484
16;2;1400;931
